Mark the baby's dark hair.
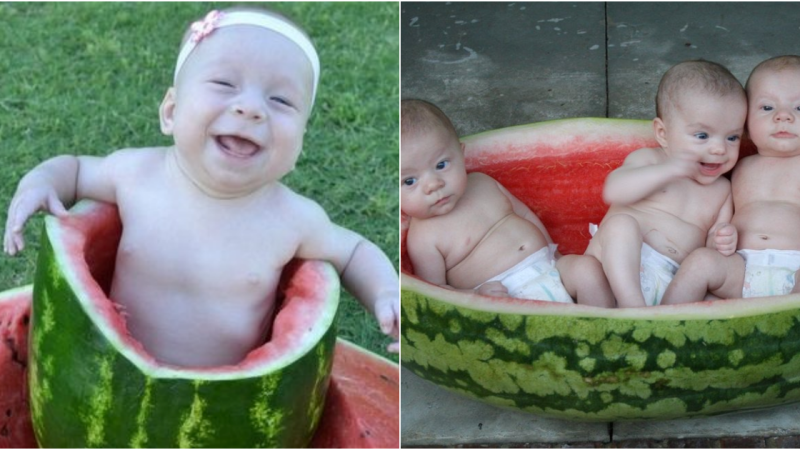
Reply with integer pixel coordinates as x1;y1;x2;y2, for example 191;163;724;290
655;60;745;119
401;99;458;142
745;55;800;94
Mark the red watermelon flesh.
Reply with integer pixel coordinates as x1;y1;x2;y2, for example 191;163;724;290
0;285;399;448
0;287;34;448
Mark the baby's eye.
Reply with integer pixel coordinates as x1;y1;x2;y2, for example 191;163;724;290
727;135;740;142
270;96;294;108
212;80;235;88
435;160;449;170
403;177;416;187
695;132;709;140
762;105;774;111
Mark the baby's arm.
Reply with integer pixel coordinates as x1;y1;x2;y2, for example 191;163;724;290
4;154;118;255
603;148;698;205
409;224;509;298
296;199;399;353
494;181;554;244
706;191;737;256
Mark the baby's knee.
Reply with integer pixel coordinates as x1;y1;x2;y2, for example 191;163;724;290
573;254;603;274
600;214;640;237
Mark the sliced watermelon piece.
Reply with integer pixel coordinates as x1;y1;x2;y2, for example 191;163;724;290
401;118;795;422
0;285;399;448
23;199;345;447
310;339;399;448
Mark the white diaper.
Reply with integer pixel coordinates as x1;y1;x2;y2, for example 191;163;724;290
478;244;574;303
639;242;680;306
739;249;800;298
589;223;679;306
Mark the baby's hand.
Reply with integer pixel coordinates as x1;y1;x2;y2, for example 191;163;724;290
666;152;701;179
4;187;69;255
374;294;399;353
711;223;737;256
475;281;509;298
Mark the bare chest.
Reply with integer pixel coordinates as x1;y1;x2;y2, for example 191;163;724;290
734;158;800;206
641;178;727;224
115;201;297;302
437;186;515;255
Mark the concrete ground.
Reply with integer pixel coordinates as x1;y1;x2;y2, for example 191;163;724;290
400;2;800;447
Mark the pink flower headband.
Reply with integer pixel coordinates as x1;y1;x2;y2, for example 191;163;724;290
174;10;320;106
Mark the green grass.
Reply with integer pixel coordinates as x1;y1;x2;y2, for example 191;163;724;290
0;2;399;361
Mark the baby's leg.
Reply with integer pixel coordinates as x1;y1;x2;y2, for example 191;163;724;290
661;248;745;305
585;214;646;308
557;255;614;308
792;271;800;295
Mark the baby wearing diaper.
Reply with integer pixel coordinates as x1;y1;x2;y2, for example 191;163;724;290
584;60;746;308
477;245;574;303
662;56;800;304
401;99;613;307
589;224;680;306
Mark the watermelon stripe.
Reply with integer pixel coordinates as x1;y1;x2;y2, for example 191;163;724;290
129;377;153;448
402;287;800;421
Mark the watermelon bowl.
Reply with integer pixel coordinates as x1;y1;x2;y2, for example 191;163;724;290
0;200;398;448
399;118;800;422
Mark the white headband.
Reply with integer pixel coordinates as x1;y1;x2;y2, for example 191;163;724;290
174;10;320;106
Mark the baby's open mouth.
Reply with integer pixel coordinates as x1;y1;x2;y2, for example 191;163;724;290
216;135;261;158
699;162;722;175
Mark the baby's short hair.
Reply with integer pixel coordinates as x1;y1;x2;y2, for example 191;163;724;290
655;60;745;119
401;99;459;142
745;55;800;94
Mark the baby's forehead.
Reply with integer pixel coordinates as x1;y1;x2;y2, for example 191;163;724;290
174;10;320;103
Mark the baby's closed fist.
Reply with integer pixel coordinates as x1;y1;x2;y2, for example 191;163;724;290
713;223;737;256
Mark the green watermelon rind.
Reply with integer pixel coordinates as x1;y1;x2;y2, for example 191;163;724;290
29;200;340;447
401;117;800;422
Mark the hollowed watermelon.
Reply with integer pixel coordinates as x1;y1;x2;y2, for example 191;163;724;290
398;118;800;422
1;290;398;448
18;199;397;447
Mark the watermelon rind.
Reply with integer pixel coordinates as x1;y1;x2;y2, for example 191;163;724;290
29;200;340;447
401;118;800;422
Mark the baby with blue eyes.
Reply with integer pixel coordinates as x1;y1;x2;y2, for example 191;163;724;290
662;55;800;305
584;59;747;308
4;7;399;367
401;99;613;307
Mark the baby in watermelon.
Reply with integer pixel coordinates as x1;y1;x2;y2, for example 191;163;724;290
584;60;746;308
401;99;613;307
662;55;800;303
2;7;399;366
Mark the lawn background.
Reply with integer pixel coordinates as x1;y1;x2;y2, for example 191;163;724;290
0;2;399;361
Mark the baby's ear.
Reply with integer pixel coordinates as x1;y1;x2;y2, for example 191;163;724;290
652;117;669;148
159;87;177;135
460;141;466;153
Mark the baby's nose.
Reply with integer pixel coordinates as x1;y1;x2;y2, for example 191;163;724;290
775;108;795;122
232;95;267;122
424;176;444;194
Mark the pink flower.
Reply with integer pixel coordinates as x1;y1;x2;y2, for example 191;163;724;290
190;10;224;43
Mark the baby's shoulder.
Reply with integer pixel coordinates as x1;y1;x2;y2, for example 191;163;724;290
466;171;504;193
106;146;167;172
623;147;663;165
265;184;329;225
466;171;495;186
